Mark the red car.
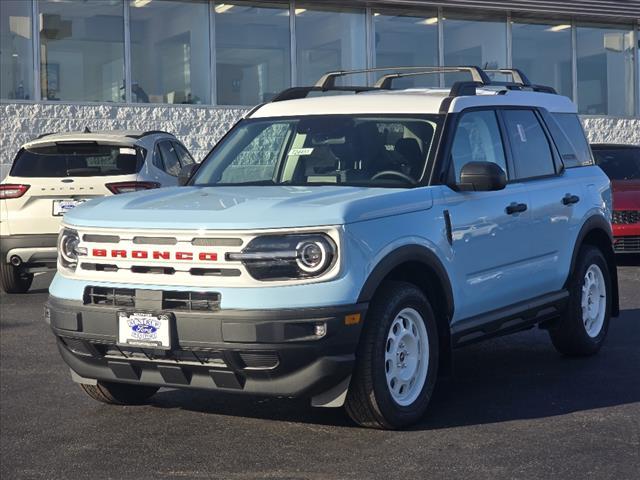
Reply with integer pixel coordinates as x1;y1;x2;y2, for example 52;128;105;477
592;143;640;254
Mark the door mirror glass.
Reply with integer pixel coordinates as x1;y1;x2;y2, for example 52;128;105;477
178;163;198;186
457;161;507;191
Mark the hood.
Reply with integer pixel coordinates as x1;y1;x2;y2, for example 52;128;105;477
612;180;640;210
64;185;433;230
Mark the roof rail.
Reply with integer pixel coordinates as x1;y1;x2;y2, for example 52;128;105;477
34;132;55;140
484;68;557;94
126;130;175;139
374;66;491;89
270;85;378;102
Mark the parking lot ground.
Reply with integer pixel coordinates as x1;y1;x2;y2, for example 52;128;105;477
1;260;639;480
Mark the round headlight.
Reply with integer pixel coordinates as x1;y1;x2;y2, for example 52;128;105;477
58;228;81;270
296;240;329;273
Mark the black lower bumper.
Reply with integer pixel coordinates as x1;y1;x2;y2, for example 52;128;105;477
46;295;367;398
0;234;58;265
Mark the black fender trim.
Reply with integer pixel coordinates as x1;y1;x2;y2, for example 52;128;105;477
357;244;454;322
567;215;619;317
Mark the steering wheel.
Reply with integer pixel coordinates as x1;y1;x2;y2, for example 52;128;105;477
371;170;416;184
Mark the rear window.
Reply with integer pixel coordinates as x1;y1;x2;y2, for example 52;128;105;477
593;147;640;180
10;143;145;178
549;113;593;168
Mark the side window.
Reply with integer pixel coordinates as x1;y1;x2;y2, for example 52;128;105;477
174;142;195;166
551;113;594;167
152;145;164;170
502;110;555;179
157;141;181;176
451;110;508;182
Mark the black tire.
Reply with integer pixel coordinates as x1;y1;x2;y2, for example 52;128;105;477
0;262;33;294
79;381;159;405
549;246;611;356
345;281;439;429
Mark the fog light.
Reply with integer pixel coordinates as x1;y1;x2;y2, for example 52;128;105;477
314;322;327;337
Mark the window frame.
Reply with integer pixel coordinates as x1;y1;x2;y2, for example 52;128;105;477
156;140;182;177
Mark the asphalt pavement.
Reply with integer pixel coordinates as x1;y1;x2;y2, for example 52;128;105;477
1;260;638;480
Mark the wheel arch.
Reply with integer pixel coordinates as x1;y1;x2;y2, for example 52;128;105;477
357;245;454;375
568;215;619;317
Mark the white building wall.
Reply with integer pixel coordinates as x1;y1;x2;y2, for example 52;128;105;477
1;102;638;180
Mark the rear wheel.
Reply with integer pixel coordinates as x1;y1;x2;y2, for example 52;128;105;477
345;281;439;429
0;262;33;294
549;246;611;356
79;381;159;405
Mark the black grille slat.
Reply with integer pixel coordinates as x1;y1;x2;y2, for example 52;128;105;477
84;286;135;307
614;236;640;252
612;210;639;225
83;287;220;311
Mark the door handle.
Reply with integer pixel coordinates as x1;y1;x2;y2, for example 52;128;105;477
562;194;580;205
506;202;527;215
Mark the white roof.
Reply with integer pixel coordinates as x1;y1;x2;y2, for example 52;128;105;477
251;88;577;118
23;130;171;148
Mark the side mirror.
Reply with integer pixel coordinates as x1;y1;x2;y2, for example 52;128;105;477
178;163;198;186
457;161;507;192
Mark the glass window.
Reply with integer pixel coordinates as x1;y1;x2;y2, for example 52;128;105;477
174;142;195;165
38;0;124;102
295;5;366;86
576;24;635;116
1;0;33;100
548;113;594;167
512;20;572;98
450;110;507;181
502;110;555;179
130;0;210;104
593;146;640;180
157;141;181;176
193;115;441;187
215;2;290;105
443;12;507;85
373;9;439;88
11;144;143;177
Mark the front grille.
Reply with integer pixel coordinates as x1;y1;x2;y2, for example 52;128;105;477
83;287;221;311
238;351;279;370
614;236;640;252
612;210;639;225
84;286;135;307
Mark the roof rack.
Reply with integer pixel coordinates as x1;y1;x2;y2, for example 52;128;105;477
126;130;175;139
484;68;557;94
373;66;491;89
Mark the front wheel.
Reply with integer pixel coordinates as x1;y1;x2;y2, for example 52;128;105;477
345;281;439;429
549;246;611;356
0;262;33;294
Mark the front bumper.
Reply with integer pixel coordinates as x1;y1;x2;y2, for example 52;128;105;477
612;224;640;253
1;234;58;266
46;294;366;398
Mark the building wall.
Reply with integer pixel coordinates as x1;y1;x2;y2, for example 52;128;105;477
1;102;638;179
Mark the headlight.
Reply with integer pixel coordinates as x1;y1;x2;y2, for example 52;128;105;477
227;233;337;281
57;228;86;271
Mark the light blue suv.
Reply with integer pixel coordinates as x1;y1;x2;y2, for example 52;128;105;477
46;67;618;429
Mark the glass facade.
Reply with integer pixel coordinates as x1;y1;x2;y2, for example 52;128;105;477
576;24;635;116
373;9;439;88
215;2;290;105
130;0;211;104
0;0;33;100
38;0;124;102
512;20;573;98
0;1;638;117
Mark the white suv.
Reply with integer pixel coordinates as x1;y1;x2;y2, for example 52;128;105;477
0;129;195;293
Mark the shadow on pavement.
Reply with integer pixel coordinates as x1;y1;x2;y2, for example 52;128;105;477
150;307;640;430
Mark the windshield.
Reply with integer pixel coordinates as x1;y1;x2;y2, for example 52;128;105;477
593;147;640;180
10;143;145;178
192;115;442;187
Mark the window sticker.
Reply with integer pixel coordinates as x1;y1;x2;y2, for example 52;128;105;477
516;124;527;142
119;147;136;155
288;147;314;156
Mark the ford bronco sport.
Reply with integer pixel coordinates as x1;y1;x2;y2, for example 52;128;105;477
45;67;618;429
0;130;194;293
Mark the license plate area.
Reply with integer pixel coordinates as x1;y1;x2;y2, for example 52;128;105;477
117;311;173;350
53;199;87;216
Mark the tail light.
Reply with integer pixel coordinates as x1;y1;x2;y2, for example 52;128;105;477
105;181;160;194
0;184;30;199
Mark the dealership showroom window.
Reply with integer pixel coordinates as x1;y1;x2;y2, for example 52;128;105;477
0;0;638;175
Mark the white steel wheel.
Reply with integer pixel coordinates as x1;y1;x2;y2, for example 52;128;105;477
581;264;607;338
384;307;429;407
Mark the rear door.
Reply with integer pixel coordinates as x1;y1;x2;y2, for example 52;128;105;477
3;143;141;235
442;109;535;321
145;140;182;186
499;108;575;296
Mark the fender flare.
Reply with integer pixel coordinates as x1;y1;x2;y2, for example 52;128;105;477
357;244;454;322
567;215;619;317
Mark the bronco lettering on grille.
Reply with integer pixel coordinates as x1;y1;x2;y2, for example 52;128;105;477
91;248;217;261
